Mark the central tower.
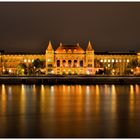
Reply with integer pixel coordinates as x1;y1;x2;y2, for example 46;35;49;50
86;41;95;74
45;41;54;74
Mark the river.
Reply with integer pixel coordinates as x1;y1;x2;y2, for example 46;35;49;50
0;84;140;138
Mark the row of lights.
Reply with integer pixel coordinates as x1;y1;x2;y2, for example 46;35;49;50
24;59;34;63
100;59;129;63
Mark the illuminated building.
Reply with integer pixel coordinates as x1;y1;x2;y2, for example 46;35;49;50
0;41;140;75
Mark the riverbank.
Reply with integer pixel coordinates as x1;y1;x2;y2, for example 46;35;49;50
0;76;140;85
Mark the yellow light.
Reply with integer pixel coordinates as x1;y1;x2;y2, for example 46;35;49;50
9;69;12;73
86;70;90;75
100;59;103;62
130;85;134;117
24;59;27;63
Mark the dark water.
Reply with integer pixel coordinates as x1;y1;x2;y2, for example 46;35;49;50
0;84;140;138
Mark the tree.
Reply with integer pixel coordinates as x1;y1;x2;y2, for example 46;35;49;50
127;58;140;68
16;63;27;75
27;63;34;75
94;59;103;68
32;58;44;68
32;58;45;74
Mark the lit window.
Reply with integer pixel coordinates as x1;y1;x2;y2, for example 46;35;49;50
127;59;129;63
24;59;27;63
68;49;72;53
108;59;110;62
119;59;122;62
104;59;107;62
112;59;114;62
116;60;118;62
108;64;110;67
32;59;34;62
100;59;103;62
28;59;31;63
124;60;125;62
9;69;12;73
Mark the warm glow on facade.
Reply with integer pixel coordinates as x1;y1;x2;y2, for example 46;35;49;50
0;41;140;75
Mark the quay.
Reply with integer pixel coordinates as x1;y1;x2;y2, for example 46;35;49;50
0;76;140;85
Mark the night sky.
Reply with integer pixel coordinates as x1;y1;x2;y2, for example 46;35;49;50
0;2;140;53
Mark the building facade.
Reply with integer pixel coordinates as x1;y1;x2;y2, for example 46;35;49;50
0;41;139;75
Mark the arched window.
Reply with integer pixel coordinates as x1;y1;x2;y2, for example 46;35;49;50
80;60;83;67
62;60;66;67
74;60;77;67
57;60;60;67
68;60;72;67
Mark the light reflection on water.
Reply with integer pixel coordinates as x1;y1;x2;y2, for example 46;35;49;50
0;84;140;138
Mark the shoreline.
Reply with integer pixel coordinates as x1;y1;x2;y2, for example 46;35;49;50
0;76;140;85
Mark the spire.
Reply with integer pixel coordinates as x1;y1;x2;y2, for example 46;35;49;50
47;41;54;51
77;43;80;46
86;41;93;51
60;42;62;47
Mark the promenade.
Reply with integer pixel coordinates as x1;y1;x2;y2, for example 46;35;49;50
0;75;140;85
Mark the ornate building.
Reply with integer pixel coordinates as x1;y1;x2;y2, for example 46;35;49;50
0;41;139;75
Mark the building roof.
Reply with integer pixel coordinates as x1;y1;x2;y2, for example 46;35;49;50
95;51;137;55
55;43;85;54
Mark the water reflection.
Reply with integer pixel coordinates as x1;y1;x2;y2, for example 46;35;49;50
129;85;135;119
20;84;26;114
0;84;140;137
111;85;117;113
1;84;7;114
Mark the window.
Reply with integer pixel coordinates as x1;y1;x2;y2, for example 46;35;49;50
48;69;52;72
127;59;129;63
80;60;83;67
74;60;77;67
48;64;52;67
57;60;60;67
88;64;92;67
68;60;72;67
62;60;66;67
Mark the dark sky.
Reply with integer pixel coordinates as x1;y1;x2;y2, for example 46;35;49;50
0;2;140;53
